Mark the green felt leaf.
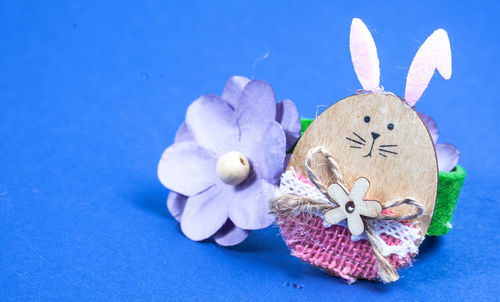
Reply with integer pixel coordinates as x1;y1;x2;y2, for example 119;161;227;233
428;165;466;235
297;118;465;236
300;118;313;136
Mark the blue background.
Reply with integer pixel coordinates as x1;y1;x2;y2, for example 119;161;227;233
1;1;499;301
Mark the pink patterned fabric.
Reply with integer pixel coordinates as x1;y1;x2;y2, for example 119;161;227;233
278;213;413;283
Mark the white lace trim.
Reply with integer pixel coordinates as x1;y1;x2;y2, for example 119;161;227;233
279;170;330;204
279;170;423;258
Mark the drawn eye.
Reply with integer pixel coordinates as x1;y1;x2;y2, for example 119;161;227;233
387;123;394;130
364;116;370;123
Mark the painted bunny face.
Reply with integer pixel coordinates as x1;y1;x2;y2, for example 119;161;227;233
342;94;410;160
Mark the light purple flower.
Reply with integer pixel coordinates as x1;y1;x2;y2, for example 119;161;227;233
419;112;460;172
158;76;301;246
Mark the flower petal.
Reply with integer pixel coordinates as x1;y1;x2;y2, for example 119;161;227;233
357;200;382;218
180;185;228;241
240;121;286;183
327;183;350;206
221;76;250;109
324;207;347;225
213;219;250;246
263;121;286;183
174;122;195;143
158;142;217;196
236;80;277;147
418;112;439;144
276;99;301;151
167;191;188;222
347;213;364;236
349;177;370;202
436;143;460;172
185;94;239;154
228;179;277;230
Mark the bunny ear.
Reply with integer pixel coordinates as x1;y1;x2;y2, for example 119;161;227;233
404;29;452;106
350;18;380;91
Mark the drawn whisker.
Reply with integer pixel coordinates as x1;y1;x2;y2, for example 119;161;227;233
345;137;365;145
379;149;398;155
352;132;366;143
379;144;398;148
379;153;387;158
350;146;361;149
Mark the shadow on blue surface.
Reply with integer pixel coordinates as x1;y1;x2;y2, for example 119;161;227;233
130;187;172;219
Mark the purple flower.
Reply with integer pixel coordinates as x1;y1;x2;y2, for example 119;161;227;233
158;76;301;246
419;112;460;172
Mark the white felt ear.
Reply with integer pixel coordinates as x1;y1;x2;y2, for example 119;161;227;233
350;18;380;91
404;29;452;106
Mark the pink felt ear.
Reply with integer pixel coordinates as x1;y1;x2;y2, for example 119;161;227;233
405;29;452;106
350;18;380;91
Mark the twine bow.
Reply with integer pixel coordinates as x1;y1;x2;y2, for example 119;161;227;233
271;146;424;283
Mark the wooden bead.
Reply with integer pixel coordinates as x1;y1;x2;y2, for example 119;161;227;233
216;151;250;186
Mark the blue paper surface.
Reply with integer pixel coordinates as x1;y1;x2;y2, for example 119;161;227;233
1;1;499;300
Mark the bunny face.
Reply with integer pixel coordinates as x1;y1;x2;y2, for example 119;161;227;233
342;94;410;160
288;93;438;231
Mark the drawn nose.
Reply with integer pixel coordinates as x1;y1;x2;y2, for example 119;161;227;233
371;132;380;140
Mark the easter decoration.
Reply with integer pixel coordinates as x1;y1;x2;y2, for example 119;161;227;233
270;18;464;283
157;18;465;283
